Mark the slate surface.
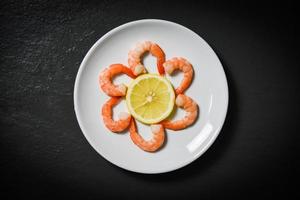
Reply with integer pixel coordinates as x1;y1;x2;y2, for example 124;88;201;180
0;0;298;199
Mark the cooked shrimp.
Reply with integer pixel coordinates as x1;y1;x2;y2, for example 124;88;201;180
128;41;165;75
99;64;136;96
163;57;193;95
129;119;165;152
102;97;131;132
161;94;198;130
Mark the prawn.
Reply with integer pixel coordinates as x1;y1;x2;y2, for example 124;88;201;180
129;119;165;152
161;94;198;130
128;41;165;76
102;97;131;132
163;57;193;95
99;64;136;97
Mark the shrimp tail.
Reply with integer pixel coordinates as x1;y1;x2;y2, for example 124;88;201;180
150;43;165;75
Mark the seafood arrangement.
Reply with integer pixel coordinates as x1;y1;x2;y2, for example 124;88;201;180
99;41;198;152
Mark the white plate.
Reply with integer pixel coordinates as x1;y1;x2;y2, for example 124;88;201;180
74;19;228;174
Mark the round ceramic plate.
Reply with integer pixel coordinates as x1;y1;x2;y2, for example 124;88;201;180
74;19;228;174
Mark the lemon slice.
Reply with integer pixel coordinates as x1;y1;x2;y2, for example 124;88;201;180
126;74;175;124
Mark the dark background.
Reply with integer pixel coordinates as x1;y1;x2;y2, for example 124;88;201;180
0;0;299;199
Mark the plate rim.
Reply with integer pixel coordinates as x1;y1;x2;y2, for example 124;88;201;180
74;19;229;174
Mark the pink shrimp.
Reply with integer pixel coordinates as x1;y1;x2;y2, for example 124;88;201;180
163;57;194;95
161;94;198;130
99;64;136;97
129;119;165;152
128;41;165;76
102;97;131;133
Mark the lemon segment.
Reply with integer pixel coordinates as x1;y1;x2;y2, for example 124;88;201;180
126;74;175;124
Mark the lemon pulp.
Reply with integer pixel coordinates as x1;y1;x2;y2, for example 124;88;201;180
126;74;175;124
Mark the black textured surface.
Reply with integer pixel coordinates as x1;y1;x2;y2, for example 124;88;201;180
0;0;299;199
